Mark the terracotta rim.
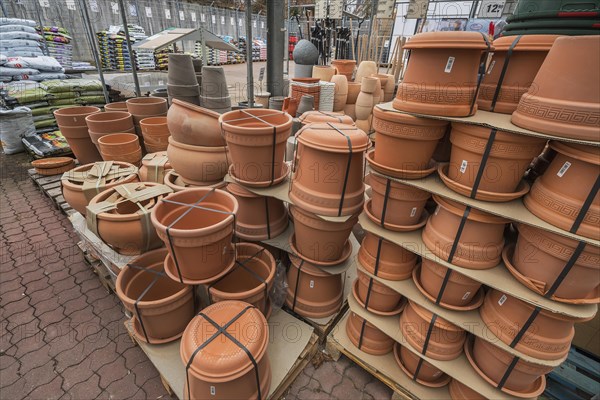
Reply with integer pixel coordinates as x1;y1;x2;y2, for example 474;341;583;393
366;150;437;179
163;170;226;192
352;280;407;316
163;248;236;285
85;111;132;124
171;98;221;118
393;343;451;388
219;109;293;134
140;116;168;127
364;199;429;232
228;162;289;188
289;233;352;267
549;141;600;166
126;97;167;105
131;316;184;344
97;133;140;147
167;136;227;153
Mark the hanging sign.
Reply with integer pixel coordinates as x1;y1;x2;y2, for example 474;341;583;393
478;0;506;18
145;6;152;18
111;2;119;14
179;10;185;21
39;0;50;8
191;12;196;22
89;0;99;12
406;0;429;19
129;4;137;17
377;0;396;18
65;0;76;10
165;9;171;20
315;0;327;19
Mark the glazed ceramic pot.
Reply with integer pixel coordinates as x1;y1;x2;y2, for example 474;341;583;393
116;248;194;343
355;271;404;314
226;183;288;241
150;188;238;284
355;61;377;83
55;106;103;165
393;32;491;117
449;379;486;400
312;65;336;82
138;152;172;183
140;116;170;151
331;59;356;82
220;109;292;186
346;83;362;104
126;97;168;116
524;141;599;240
104;102;128;111
332;75;349;112
373;106;448;172
285;255;343;318
61;161;139;215
394;343;449;387
511;36;600;141
298;110;354;126
358;232;417;280
418;259;482;308
478;35;560;114
98;133;142;165
290;123;369;216
422;195;509;269
180;300;271;400
508;224;600;302
346;311;394;355
208;243;276;317
167;99;226;147
166;137;229;185
163;170;226;193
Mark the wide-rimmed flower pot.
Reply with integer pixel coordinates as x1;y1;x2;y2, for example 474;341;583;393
139;152;172;183
85;111;134;134
524;141;599;240
285;255;343;318
140;116;170;151
167;54;197;86
226;184;288;241
331;59;356;81
312;65;336;82
358;232;417;280
104;102;128;111
61;161;139;215
167;99;226;147
356;270;403;314
449;379;485;400
55;113;103;165
98;133;141;156
180;300;271;400
511;36;600;141
150;188;238;284
298;110;354;126
355;61;377;83
290;123;369;216
393;343;450;388
116;248;194;343
417;259;483;309
331;75;349;112
220;109;292;186
166;137;229;186
422;195;509;269
346;311;394;355
400;301;466;361
54;105;101;127
208;243;276;317
393;32;492;117
163;170;226;192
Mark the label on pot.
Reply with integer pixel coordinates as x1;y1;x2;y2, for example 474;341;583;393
309;280;314;289
557;161;571;177
210;386;216;395
460;160;468;173
462;292;471;300
487;61;496;74
434;205;440;215
444;57;455;73
498;294;507;306
433;370;442;377
410;207;417;217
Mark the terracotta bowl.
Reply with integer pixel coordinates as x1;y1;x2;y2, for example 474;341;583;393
346;311;395;355
356;270;404;314
357;231;417;281
393;343;450;388
167;99;226;146
126;97;168;116
166;137;229;185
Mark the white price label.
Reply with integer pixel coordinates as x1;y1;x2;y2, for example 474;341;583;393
210;386;216;395
165;9;171;19
487;60;496;74
410;207;417;218
111;2;119;14
221;16;225;25
460;160;468;173
65;0;76;10
309;280;314;289
39;0;50;8
478;0;506;18
179;10;185;21
230;17;235;26
145;6;152;17
191;12;196;22
557;161;571;177
89;0;99;12
498;294;507;306
445;56;455;73
462;292;471;300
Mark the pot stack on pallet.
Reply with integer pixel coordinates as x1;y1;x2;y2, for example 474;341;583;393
342;31;599;400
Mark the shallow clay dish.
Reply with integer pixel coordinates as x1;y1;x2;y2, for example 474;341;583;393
289;233;352;267
366;150;436;179
352;279;407;316
412;265;484;311
364;199;429;232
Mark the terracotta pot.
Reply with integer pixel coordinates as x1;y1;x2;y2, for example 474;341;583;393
282;97;298;117
220;109;292;186
208;243;276;317
85;111;135;148
331;75;349;112
478;35;560;114
344;104;357;120
400;301;466;361
140;116;170;145
290;123;369;216
88;126;136;149
383;73;396;102
163;170;225;192
181;300;271;400
331;59;356;81
54;106;102;164
355;91;374;121
355;119;371;135
116;248;194;343
360;76;378;94
355;61;377;83
312;65;336;82
346;83;362;104
422;195;509;269
139;152;172;183
373;106;448;172
511;36;600;141
98;133;141;156
371;77;382;106
285;255;343;318
61;161;139;215
508;224;600;302
356;271;403;314
298;110;354;126
346;311;394;355
358;231;417;280
394;343;450;387
393;32;491;117
226;183;288;241
166;137;229;185
449;379;486;400
524;141;599;240
166;99;226;146
254;92;271;108
54;105;101;127
150;188;238;284
418;259;483;308
104;102;128;111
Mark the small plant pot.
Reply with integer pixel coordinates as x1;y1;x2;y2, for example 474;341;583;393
331;59;356;81
166;137;229;185
55;106;103;164
104;102;128;111
98;133;140;156
356;270;404;314
138;152;172;183
85;111;134;136
346;311;394;355
167;99;226;146
360;76;378;94
417;260;483;309
393;343;450;388
358;231;417;280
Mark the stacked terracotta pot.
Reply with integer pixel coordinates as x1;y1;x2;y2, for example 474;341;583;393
167;54;201;106
54;106;102;164
126;97;169;139
140;116;171;152
85;111;135;151
97;133;143;166
200;66;232;113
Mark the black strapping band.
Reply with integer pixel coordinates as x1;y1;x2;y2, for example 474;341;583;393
326;123;354;217
291;259;305;312
490;35;523;112
264;197;271;240
510;306;541;348
468;32;492;116
570;175;600;234
497;356;520;390
380;178;392;227
357;318;367;350
413;314;439;380
127;264;166;344
447;206;471;264
544;241;586;299
470;129;497;199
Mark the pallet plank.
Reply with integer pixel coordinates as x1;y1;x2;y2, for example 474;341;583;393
568;348;600;377
549;363;600;396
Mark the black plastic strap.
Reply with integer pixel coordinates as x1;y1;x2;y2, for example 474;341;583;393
469;32;492;115
544;241;586;299
127;264;167;344
291;259;304;311
470;129;497;199
270;125;276;185
510;306;541;348
327;123;353;217
364;278;375;311
497;355;520;390
570;175;600;234
264;197;271;239
435;269;453;305
373;238;383;276
490;35;523;112
357;318;367;350
413;314;439;381
447;206;471;263
380;178;392;227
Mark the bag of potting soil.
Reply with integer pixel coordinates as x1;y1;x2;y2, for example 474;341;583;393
0;66;40;76
21;130;71;157
0;18;37;27
41;78;103;93
5;56;64;72
15;72;67;82
0;106;36;154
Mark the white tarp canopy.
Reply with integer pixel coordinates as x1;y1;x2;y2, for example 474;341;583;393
133;28;240;52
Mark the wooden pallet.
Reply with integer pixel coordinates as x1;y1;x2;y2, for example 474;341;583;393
545;347;600;400
28;168;74;216
78;241;116;294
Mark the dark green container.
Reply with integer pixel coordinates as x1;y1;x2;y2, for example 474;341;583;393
507;0;600;22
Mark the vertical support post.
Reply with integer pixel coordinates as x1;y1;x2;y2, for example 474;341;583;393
245;0;254;107
367;0;379;58
117;0;141;97
267;0;285;96
470;0;480;18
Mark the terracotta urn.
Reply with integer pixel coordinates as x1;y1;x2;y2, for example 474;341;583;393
331;59;356;82
524;141;599;240
449;379;486;400
478;35;560;114
417;259;483;309
507;223;600;302
400;301;466;361
150;188;238;284
180;300;271;400
393;32;492;117
285;255;343;318
312;65;336;82
163;170;226;193
167;99;226;147
422;195;509;269
290;123;369;216
138;152;172;183
61;161;139;215
355;61;377;83
54;106;102;164
355;271;404;314
104;102;128;111
116;248;194;343
358;231;417;281
97;133;142;166
166;137;229;186
355;90;374;121
208;243;276;317
394;343;450;387
298;110;354;126
140;116;170;152
226;183;288;241
511;36;600;141
346;83;362;104
346;311;394;355
220;109;292;186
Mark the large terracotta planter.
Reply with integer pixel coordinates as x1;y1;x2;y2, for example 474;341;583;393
355;271;404;315
331;59;356;82
422;195;509;269
54;106;102;164
394;343;450;388
166;99;226;146
400;301;466;361
166;137;229;186
524;141;599;240
346;311;394;355
226;183;288;241
126;97;168;116
220;109;292;187
511;36;600;141
138;152;172;183
98;133;142;165
393;32;492;117
298;110;354;126
478;35;560;114
140;116;171;152
208;243;276;317
358;231;417;281
285;255;343;318
116;248;194;343
180;300;271;400
449;379;485;400
150;188;238;284
290;123;369;216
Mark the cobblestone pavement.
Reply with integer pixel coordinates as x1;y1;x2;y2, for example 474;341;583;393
0;152;391;399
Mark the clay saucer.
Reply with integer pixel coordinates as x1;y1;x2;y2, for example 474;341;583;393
364;199;429;232
393;343;451;388
163;249;236;285
131;316;184;344
411;265;485;311
289;233;352;267
352;279;407;316
438;164;530;202
228;162;289;188
502;243;600;305
366;150;436;179
463;336;546;398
